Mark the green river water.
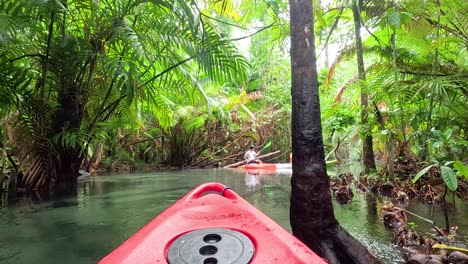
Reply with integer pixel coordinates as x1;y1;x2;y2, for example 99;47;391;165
0;168;467;264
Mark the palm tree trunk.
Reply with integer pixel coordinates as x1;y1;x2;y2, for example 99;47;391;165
37;10;55;98
50;77;84;197
352;0;376;173
289;0;381;263
423;0;442;160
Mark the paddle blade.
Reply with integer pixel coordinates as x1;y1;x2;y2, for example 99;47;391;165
258;141;272;153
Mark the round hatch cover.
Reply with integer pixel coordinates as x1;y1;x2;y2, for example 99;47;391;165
167;228;255;264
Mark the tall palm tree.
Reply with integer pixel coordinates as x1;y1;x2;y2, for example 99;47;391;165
289;0;381;262
352;0;376;173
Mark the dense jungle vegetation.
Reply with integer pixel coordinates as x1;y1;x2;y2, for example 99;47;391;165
0;0;467;202
1;1;467;263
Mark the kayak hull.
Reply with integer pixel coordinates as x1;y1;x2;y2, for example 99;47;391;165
244;163;277;170
99;182;326;264
242;162;335;171
242;163;292;174
243;163;291;170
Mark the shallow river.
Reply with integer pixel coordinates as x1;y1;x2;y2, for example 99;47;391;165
0;169;467;263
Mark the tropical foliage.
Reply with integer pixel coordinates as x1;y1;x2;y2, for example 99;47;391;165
0;0;251;196
317;0;467;180
0;0;467;198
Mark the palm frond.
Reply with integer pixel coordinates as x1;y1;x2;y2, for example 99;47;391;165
323;45;356;88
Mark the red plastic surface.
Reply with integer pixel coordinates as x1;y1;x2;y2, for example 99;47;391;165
244;163;276;170
99;182;327;264
244;169;276;175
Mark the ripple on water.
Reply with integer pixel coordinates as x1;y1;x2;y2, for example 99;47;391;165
1;169;467;264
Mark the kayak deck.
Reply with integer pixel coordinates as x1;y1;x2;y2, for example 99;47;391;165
99;182;326;264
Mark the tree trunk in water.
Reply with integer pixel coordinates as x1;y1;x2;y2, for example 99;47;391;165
375;105;395;182
50;78;84;197
422;0;441;161
7;172;17;201
352;0;376;173
289;0;382;263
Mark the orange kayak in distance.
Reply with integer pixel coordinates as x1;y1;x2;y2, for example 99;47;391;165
244;163;277;170
241;163;292;174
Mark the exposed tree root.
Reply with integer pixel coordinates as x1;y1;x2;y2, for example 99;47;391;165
331;173;354;204
381;201;467;263
296;224;384;264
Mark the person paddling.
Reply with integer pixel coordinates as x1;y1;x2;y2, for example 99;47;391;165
244;145;261;164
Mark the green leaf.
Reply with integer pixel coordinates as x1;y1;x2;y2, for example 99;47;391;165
443;161;454;166
388;12;401;29
126;69;134;106
453;161;468;179
185;115;206;133
135;3;146;15
412;163;437;183
441;166;458;191
87;145;94;157
399;11;413;25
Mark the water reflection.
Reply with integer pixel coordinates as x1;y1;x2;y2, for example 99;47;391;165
0;169;466;264
366;194;378;219
244;172;262;189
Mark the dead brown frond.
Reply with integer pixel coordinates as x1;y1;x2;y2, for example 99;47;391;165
322;45;357;90
333;75;358;104
8;105;57;194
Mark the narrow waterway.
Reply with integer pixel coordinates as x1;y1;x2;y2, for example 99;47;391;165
0;169;466;263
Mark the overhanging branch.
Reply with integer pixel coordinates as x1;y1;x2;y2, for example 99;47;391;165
142;56;195;86
9;54;45;63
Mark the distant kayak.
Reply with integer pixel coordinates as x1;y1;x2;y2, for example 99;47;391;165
243;161;336;170
243;162;291;170
99;182;326;264
240;163;291;175
241;161;336;175
244;163;275;170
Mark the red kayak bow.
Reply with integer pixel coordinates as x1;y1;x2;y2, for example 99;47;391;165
99;182;326;264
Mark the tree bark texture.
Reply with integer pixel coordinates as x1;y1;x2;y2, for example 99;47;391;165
352;0;376;173
50;75;84;197
289;0;337;243
289;0;382;263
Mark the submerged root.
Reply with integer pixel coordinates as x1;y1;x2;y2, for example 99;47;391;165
331;173;354;204
381;202;408;229
449;251;468;263
419;184;443;204
334;186;354;204
406;253;447;264
380;202;468;263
